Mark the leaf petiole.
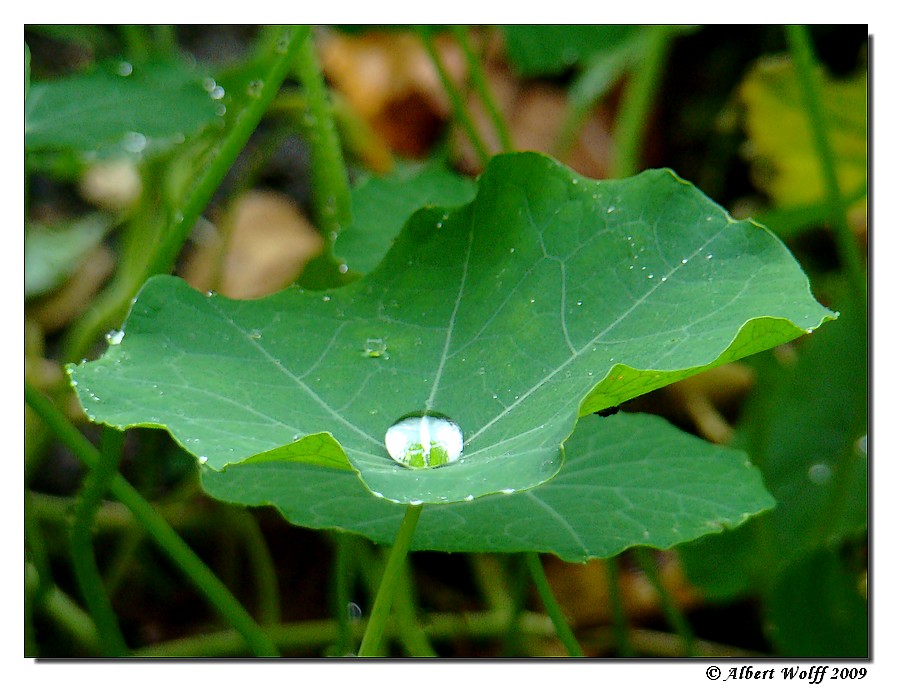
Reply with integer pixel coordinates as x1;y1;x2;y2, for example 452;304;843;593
357;503;424;657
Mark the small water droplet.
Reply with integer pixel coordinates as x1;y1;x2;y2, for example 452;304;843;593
364;338;387;358
105;329;124;345
246;79;264;98
210;85;225;100
607;205;616;213
347;602;362;622
808;463;832;485
116;61;133;77
198;455;209;464
500;488;515;495
385;413;463;469
576;300;583;306
249;329;262;340
681;258;688;264
509;247;516;253
706;253;713;260
338;263;349;274
648;273;654;279
121;131;147;154
322;295;331;302
855;435;867;457
464;495;475;501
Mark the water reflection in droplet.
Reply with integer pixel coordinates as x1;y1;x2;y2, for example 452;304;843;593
384;413;463;469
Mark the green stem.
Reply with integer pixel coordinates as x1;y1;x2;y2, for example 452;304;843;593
605;557;635;657
230;508;281;625
632;548;695;656
525;552;584;657
357;504;424;657
26;563;101;655
452;26;513;153
330;533;355;656
611;26;672;178
785;25;867;299
419;26;491;167
501;554;530;656
294;29;352;242
119;25;150;62
554;37;640;161
61;25;309;363
25;492;53;605
69;426;129;656
392;559;438;657
24;384;280;658
131;610;767;658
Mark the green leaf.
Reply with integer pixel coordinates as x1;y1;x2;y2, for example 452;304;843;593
335;161;477;275
25;213;113;298
680;284;866;598
201;413;775;562
764;546;867;657
501;25;640;77
67;152;834;505
25;58;223;157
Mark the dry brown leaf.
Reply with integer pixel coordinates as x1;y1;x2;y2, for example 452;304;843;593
453;31;614;178
542;552;704;629
320;30;464;158
180;191;323;299
664;363;755;445
79;160;142;211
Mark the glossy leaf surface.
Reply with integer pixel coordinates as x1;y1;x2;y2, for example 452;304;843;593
67;152;834;505
201;413;776;562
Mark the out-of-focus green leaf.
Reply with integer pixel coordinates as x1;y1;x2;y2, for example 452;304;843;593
25;214;114;298
680;285;867;599
335;161;477;275
25;58;223;158
501;25;639;77
764;546;867;657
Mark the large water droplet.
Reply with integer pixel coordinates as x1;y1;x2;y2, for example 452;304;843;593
116;61;133;77
384;413;463;469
